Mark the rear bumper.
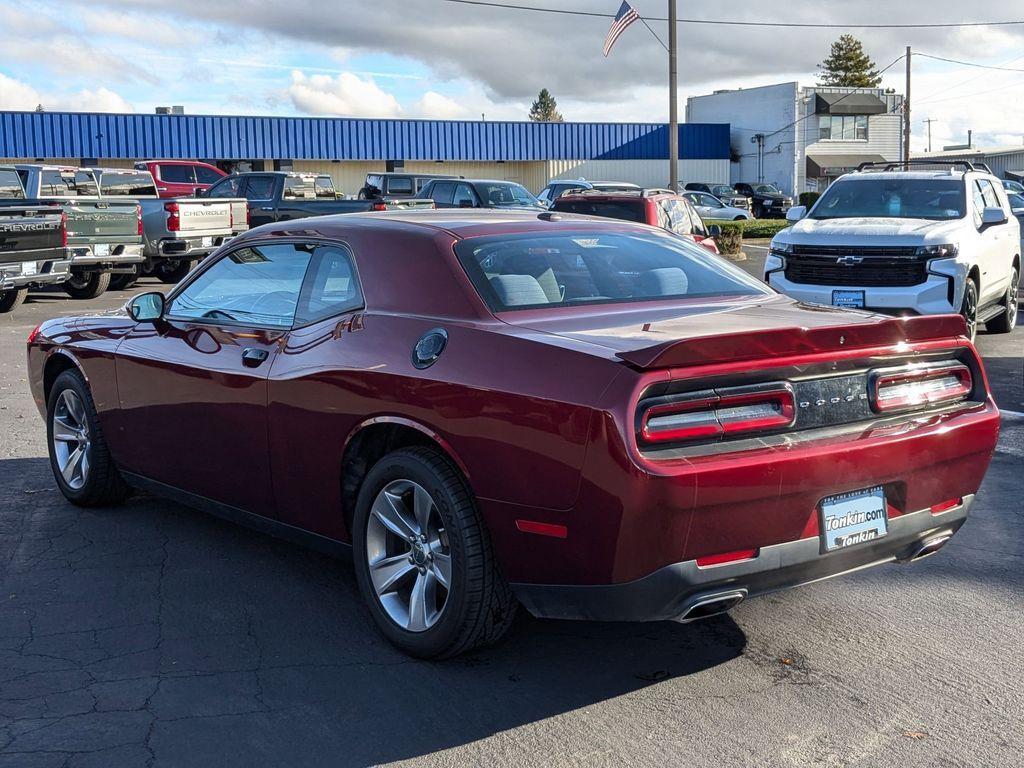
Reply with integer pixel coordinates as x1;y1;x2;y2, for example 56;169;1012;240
69;243;144;267
1;258;72;289
156;234;234;258
512;497;971;622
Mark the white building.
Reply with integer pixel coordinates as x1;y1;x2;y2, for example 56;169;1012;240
912;145;1024;180
686;82;904;197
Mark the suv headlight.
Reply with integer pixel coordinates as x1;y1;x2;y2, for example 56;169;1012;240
916;243;958;259
769;241;793;258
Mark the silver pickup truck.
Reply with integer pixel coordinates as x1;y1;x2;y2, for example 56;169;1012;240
15;165;144;299
89;169;248;285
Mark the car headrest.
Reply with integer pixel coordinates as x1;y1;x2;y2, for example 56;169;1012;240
488;274;550;307
636;267;689;297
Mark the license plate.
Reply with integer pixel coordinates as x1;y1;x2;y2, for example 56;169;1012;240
93;244;110;257
201;236;213;248
22;261;38;276
832;290;865;308
819;486;888;552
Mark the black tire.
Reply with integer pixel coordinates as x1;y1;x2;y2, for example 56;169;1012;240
353;446;517;659
155;259;195;284
960;277;979;342
64;271;111;300
986;266;1019;334
108;265;140;291
733;215;746;221
46;369;131;508
0;287;28;313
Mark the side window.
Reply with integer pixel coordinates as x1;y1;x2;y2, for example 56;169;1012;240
195;166;223;185
159;165;195;184
207;176;241;198
977;179;1000;209
687;201;708;236
454;183;477;207
656;200;672;230
537;187;551;203
971;181;987;227
245;176;276;201
167;243;313;328
429;181;456;204
665;199;693;235
295;245;363;325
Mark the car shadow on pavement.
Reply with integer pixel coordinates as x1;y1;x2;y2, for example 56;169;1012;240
0;457;746;767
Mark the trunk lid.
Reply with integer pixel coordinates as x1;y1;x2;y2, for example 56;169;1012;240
173;199;233;232
499;294;966;369
0;205;65;264
62;200;141;244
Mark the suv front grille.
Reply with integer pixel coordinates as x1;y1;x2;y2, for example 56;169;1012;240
785;246;928;287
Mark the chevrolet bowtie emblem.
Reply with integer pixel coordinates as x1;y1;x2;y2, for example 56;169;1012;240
836;255;863;266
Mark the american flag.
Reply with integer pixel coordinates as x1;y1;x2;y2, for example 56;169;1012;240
603;1;640;57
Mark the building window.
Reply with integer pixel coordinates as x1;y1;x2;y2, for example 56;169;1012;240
818;115;868;141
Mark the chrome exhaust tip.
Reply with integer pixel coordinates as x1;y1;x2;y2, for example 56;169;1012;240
677;588;748;623
909;534;953;562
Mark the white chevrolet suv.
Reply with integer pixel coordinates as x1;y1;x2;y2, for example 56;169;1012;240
765;162;1020;339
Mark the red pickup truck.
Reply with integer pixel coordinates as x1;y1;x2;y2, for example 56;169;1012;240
134;160;227;199
552;188;721;253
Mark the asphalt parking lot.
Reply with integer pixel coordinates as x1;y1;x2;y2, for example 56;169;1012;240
1;279;1021;767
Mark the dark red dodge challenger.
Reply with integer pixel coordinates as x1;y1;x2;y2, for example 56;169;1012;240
28;210;1000;658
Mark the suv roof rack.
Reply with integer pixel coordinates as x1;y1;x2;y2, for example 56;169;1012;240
856;159;994;174
558;187;678;198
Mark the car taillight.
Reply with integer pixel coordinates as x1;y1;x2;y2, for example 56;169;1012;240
229;206;234;228
164;202;179;232
27;323;43;345
137;204;144;235
639;384;795;445
696;548;758;568
372;202;388;211
870;363;972;414
60;211;68;247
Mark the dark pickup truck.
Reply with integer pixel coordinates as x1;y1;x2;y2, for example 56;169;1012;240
0;166;72;312
200;172;433;228
733;182;794;219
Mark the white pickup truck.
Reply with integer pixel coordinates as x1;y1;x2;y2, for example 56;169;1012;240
89;169;248;286
766;161;1020;339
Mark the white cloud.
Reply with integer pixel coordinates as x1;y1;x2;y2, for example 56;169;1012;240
0;72;133;113
0;72;41;111
288;70;401;117
411;91;469;120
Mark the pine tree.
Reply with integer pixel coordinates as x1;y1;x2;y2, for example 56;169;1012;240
817;35;882;88
528;89;563;122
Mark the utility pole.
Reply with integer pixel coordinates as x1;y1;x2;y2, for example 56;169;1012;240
668;0;678;191
903;46;911;167
923;118;936;153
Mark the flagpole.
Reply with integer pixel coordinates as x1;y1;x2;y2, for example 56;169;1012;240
668;0;678;191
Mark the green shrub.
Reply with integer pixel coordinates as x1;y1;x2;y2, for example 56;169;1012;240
798;191;820;208
738;219;790;239
715;222;744;254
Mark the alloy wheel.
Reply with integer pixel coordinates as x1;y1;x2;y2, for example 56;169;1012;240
963;282;978;340
52;390;91;490
365;479;452;632
1008;270;1019;328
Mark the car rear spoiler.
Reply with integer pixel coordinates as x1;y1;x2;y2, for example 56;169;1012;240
615;314;968;369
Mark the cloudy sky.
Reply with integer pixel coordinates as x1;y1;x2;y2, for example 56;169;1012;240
2;0;1024;151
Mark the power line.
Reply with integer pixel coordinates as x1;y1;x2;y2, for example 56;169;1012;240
915;53;1024;103
915;52;1024;72
438;0;1024;29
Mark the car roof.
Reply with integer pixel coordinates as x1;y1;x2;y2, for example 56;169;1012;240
841;170;977;181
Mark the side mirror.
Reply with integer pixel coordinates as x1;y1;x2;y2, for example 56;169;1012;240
981;206;1007;226
127;292;165;322
786;205;807;222
707;224;722;237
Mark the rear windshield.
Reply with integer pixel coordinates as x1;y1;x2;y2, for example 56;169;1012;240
40;170;98;197
283;175;336;199
98;172;157;196
553;199;645;222
0;170;24;199
455;230;769;311
811;177;966;220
